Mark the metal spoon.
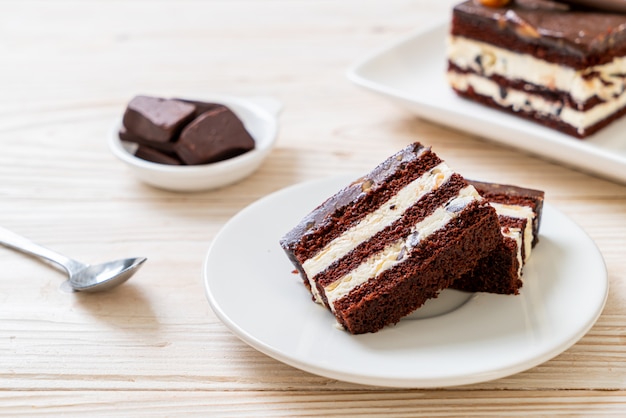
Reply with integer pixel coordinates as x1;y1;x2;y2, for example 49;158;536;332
0;226;146;292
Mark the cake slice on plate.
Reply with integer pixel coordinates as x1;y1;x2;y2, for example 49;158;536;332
452;180;545;295
280;142;503;334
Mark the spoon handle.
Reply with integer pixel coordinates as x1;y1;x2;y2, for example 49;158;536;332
0;226;77;272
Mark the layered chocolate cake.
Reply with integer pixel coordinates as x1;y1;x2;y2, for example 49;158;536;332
447;0;626;138
453;180;545;294
280;143;503;334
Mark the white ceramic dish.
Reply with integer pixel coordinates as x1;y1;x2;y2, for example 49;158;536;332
347;23;626;185
109;95;282;192
204;175;608;388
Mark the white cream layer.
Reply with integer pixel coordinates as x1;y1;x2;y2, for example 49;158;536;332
490;202;534;263
301;162;454;305
324;185;481;311
447;71;626;134
447;35;626;103
501;227;523;278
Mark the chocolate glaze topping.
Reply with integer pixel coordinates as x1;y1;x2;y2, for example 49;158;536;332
280;143;430;254
454;0;626;56
468;179;545;246
559;0;626;14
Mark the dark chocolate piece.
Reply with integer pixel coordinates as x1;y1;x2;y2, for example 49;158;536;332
122;96;196;143
119;126;177;153
174;98;226;118
175;107;255;165
134;145;183;165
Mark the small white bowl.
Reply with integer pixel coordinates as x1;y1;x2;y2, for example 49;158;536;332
109;95;282;192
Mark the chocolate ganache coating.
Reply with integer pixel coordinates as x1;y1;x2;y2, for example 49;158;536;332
453;0;626;62
280;143;430;253
467;179;545;246
559;0;626;14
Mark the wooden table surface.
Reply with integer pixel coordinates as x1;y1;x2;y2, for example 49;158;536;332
2;1;626;416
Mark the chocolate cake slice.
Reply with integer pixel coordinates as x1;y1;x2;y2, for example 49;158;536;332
280;143;503;334
453;180;545;295
447;0;626;138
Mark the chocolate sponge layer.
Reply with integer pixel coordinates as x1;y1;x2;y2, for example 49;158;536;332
333;199;502;334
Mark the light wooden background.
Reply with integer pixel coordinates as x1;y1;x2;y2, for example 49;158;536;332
1;1;626;416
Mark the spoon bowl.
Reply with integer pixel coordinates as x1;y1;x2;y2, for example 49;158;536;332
0;226;146;293
68;257;147;292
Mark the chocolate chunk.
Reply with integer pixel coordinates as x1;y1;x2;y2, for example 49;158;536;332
118;125;177;153
174;107;255;165
174;98;226;118
122;96;196;143
134;145;183;165
118;125;142;142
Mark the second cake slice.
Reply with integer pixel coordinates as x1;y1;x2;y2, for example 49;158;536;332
453;180;545;295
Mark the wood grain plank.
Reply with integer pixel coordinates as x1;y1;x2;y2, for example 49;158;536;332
1;390;626;417
1;0;626;414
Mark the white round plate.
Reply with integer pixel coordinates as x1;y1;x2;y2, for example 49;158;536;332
204;175;608;388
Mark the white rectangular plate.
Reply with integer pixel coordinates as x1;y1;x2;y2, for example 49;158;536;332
347;23;626;185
